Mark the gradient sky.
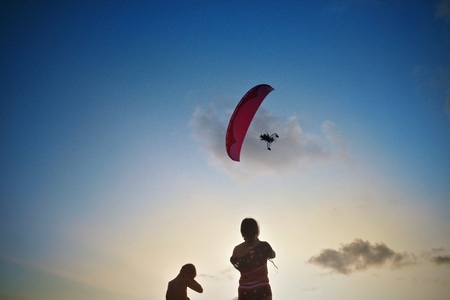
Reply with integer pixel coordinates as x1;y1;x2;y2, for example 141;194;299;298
1;1;450;299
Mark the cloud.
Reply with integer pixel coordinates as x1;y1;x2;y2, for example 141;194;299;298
190;103;349;180
307;239;416;274
432;255;450;265
425;248;450;266
198;267;235;281
436;0;450;22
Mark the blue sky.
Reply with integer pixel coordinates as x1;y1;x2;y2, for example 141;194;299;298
1;1;450;299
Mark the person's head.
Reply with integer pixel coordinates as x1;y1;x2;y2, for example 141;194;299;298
179;263;196;279
240;218;259;242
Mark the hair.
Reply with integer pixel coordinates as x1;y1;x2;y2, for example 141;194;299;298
240;218;259;242
180;263;196;278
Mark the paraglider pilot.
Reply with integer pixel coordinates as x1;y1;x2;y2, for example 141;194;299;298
260;133;279;150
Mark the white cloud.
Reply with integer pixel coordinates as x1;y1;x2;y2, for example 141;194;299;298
190;103;350;180
308;239;417;274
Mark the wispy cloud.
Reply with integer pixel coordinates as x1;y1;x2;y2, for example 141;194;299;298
425;248;450;266
307;239;417;274
190;103;349;180
432;255;450;265
198;267;235;281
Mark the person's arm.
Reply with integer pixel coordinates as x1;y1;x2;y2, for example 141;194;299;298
186;278;203;293
230;245;238;264
231;243;247;269
265;242;276;259
230;255;240;269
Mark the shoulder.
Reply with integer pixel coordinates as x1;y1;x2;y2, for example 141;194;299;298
258;241;274;252
171;275;189;285
232;242;248;257
259;241;272;248
260;241;275;258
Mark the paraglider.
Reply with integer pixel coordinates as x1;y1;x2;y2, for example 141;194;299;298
225;84;276;161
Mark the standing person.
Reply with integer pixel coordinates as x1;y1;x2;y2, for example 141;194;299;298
166;263;203;300
230;218;276;300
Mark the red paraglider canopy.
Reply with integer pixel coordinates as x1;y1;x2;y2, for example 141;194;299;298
226;84;274;161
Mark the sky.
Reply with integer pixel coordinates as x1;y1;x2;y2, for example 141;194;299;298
1;0;449;299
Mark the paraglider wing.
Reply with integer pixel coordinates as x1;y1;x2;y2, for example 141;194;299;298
226;84;274;161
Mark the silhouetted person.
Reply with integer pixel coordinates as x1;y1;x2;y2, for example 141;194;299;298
230;218;276;300
166;263;203;300
260;133;279;150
